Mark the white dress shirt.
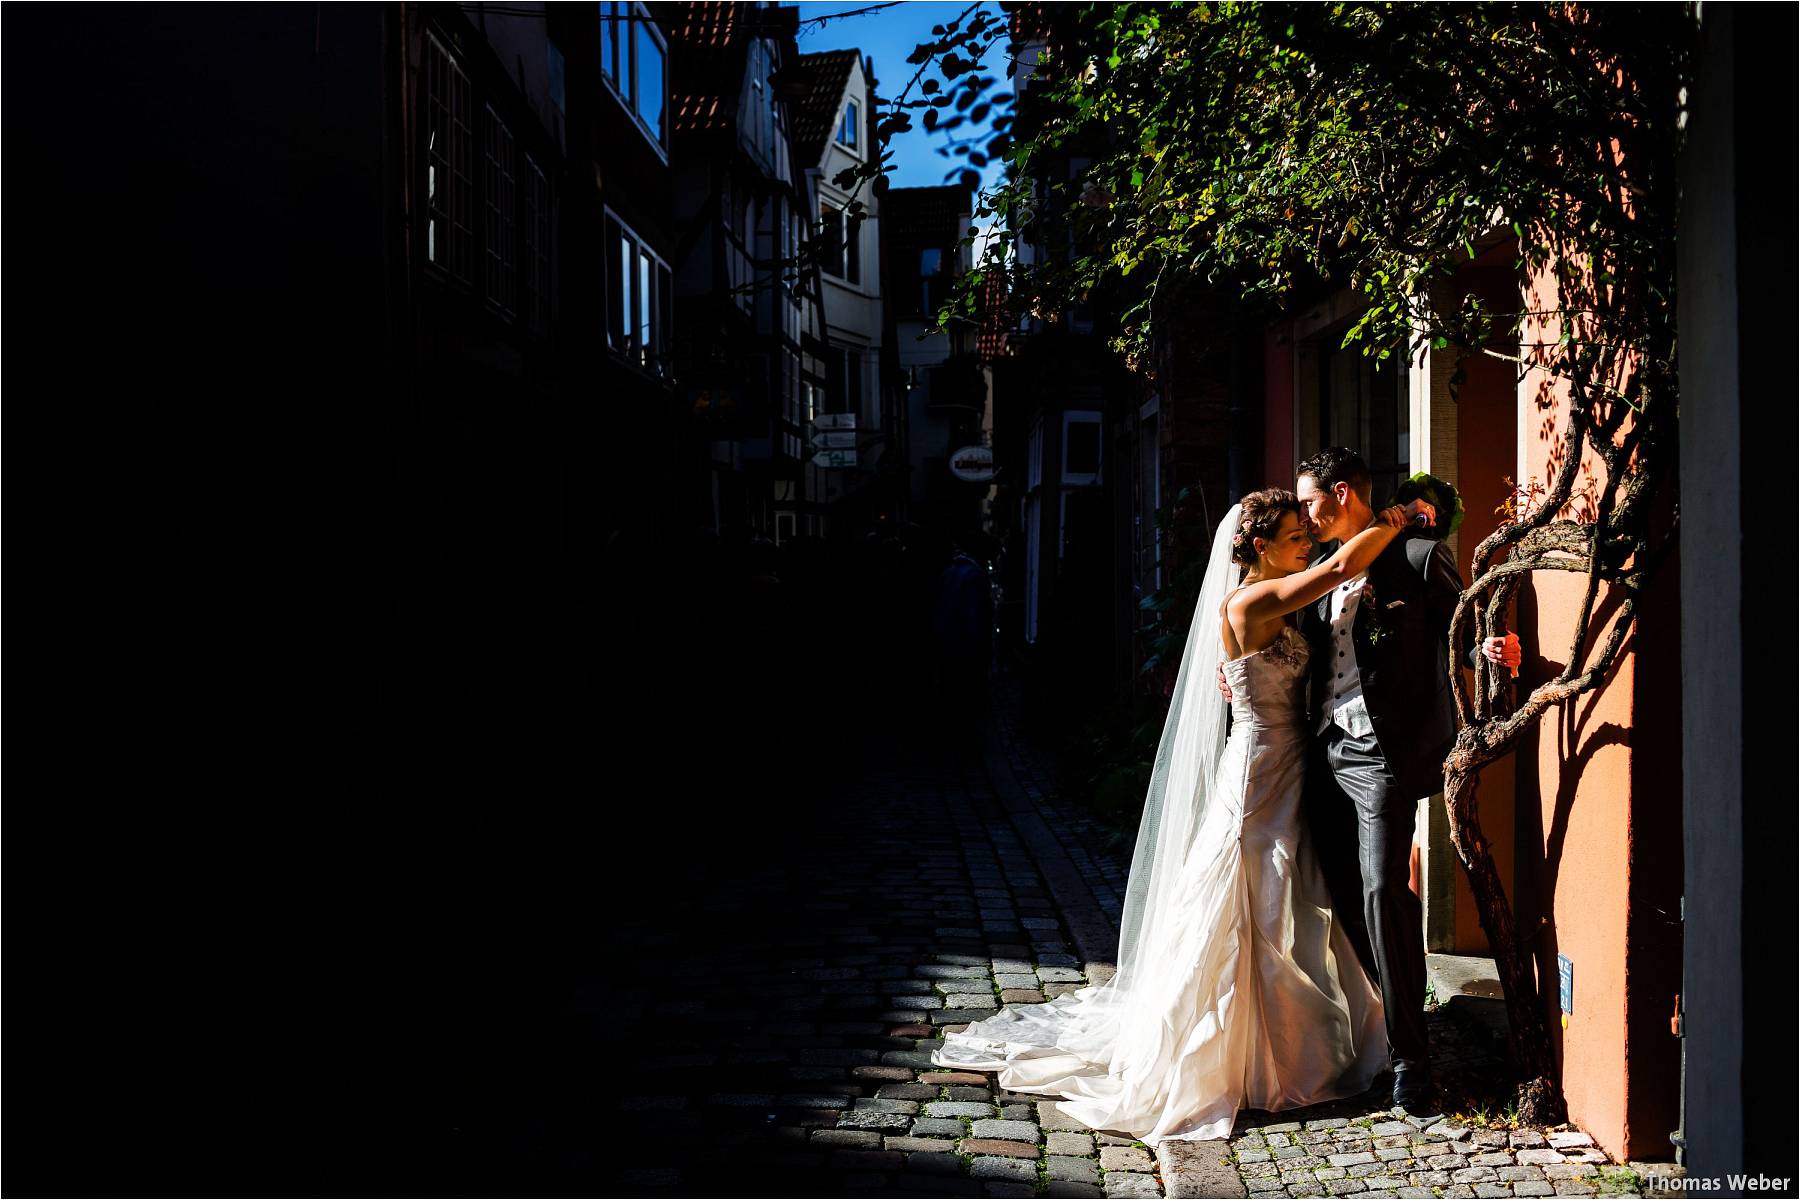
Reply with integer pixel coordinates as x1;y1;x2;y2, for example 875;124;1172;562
1319;570;1375;737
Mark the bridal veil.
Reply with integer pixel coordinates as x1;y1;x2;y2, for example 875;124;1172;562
933;505;1244;1135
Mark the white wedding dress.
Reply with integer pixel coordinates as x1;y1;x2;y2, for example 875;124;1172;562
935;611;1388;1144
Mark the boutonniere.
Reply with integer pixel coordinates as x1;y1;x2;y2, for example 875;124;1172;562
1359;583;1389;646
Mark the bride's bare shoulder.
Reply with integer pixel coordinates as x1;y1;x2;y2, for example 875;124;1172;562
1225;578;1271;613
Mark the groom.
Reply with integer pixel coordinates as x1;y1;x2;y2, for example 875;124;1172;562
1291;447;1518;1114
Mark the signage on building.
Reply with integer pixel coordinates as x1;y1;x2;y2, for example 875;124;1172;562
812;448;857;469
811;430;857;450
814;413;857;431
949;445;994;482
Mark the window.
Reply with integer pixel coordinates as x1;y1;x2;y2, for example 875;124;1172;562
837;100;859;150
547;39;566;113
522;157;551;326
636;18;664;145
1063;411;1102;485
600;2;667;154
823;345;864;415
605;209;673;376
762;50;778;159
783;351;801;426
844;347;864;416
482;106;517;313
731;195;756;312
918;246;947;316
425;34;474;281
425;33;550;324
1320;340;1409;507
819;203;844;278
820;201;859;284
740;40;779;161
748;41;775;162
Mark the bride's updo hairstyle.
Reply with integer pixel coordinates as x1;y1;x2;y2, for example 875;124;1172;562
1230;488;1302;568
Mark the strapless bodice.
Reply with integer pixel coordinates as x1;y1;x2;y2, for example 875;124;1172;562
1219;624;1309;731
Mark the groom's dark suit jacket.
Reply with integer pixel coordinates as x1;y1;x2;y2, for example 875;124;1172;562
1298;530;1479;802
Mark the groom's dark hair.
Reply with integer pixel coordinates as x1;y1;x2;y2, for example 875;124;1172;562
1297;446;1373;505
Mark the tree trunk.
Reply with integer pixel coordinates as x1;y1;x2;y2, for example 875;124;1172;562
1444;748;1566;1124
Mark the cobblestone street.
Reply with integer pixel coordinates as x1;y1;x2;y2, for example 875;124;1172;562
458;690;1661;1199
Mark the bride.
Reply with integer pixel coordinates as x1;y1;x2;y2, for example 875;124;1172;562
934;489;1420;1144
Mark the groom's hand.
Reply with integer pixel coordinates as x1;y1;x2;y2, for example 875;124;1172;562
1481;632;1522;674
1216;662;1233;702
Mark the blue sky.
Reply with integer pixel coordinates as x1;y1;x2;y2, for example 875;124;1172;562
793;1;1009;195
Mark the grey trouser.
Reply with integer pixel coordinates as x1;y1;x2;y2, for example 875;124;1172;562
1307;722;1432;1075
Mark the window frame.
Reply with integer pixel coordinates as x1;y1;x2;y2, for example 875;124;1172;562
819;201;845;280
916;246;947;317
424;32;475;285
603;206;674;379
843;345;864;417
522;155;552;328
821;343;866;417
844;209;861;285
482;103;519;315
747;40;777;166
599;1;669;161
1062;410;1103;486
836;99;860;154
820;200;860;286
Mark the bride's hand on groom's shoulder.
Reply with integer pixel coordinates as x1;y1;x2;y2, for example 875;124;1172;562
1377;505;1411;530
1399;499;1437;528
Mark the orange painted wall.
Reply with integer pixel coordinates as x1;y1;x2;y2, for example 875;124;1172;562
1516;568;1635;1157
1512;268;1681;1162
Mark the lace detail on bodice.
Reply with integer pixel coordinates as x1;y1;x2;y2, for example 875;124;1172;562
1256;623;1308;670
1221;624;1309;729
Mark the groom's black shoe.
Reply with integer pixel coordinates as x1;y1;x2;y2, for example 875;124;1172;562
1392;1067;1438;1114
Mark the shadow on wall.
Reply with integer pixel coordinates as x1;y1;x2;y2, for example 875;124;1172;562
1513;571;1634;1078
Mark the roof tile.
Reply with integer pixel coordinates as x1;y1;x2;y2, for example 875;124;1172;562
783;49;859;168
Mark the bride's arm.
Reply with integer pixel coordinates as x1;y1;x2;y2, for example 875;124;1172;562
1236;506;1411;623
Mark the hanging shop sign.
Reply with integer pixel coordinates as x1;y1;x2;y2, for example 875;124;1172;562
948;445;995;483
